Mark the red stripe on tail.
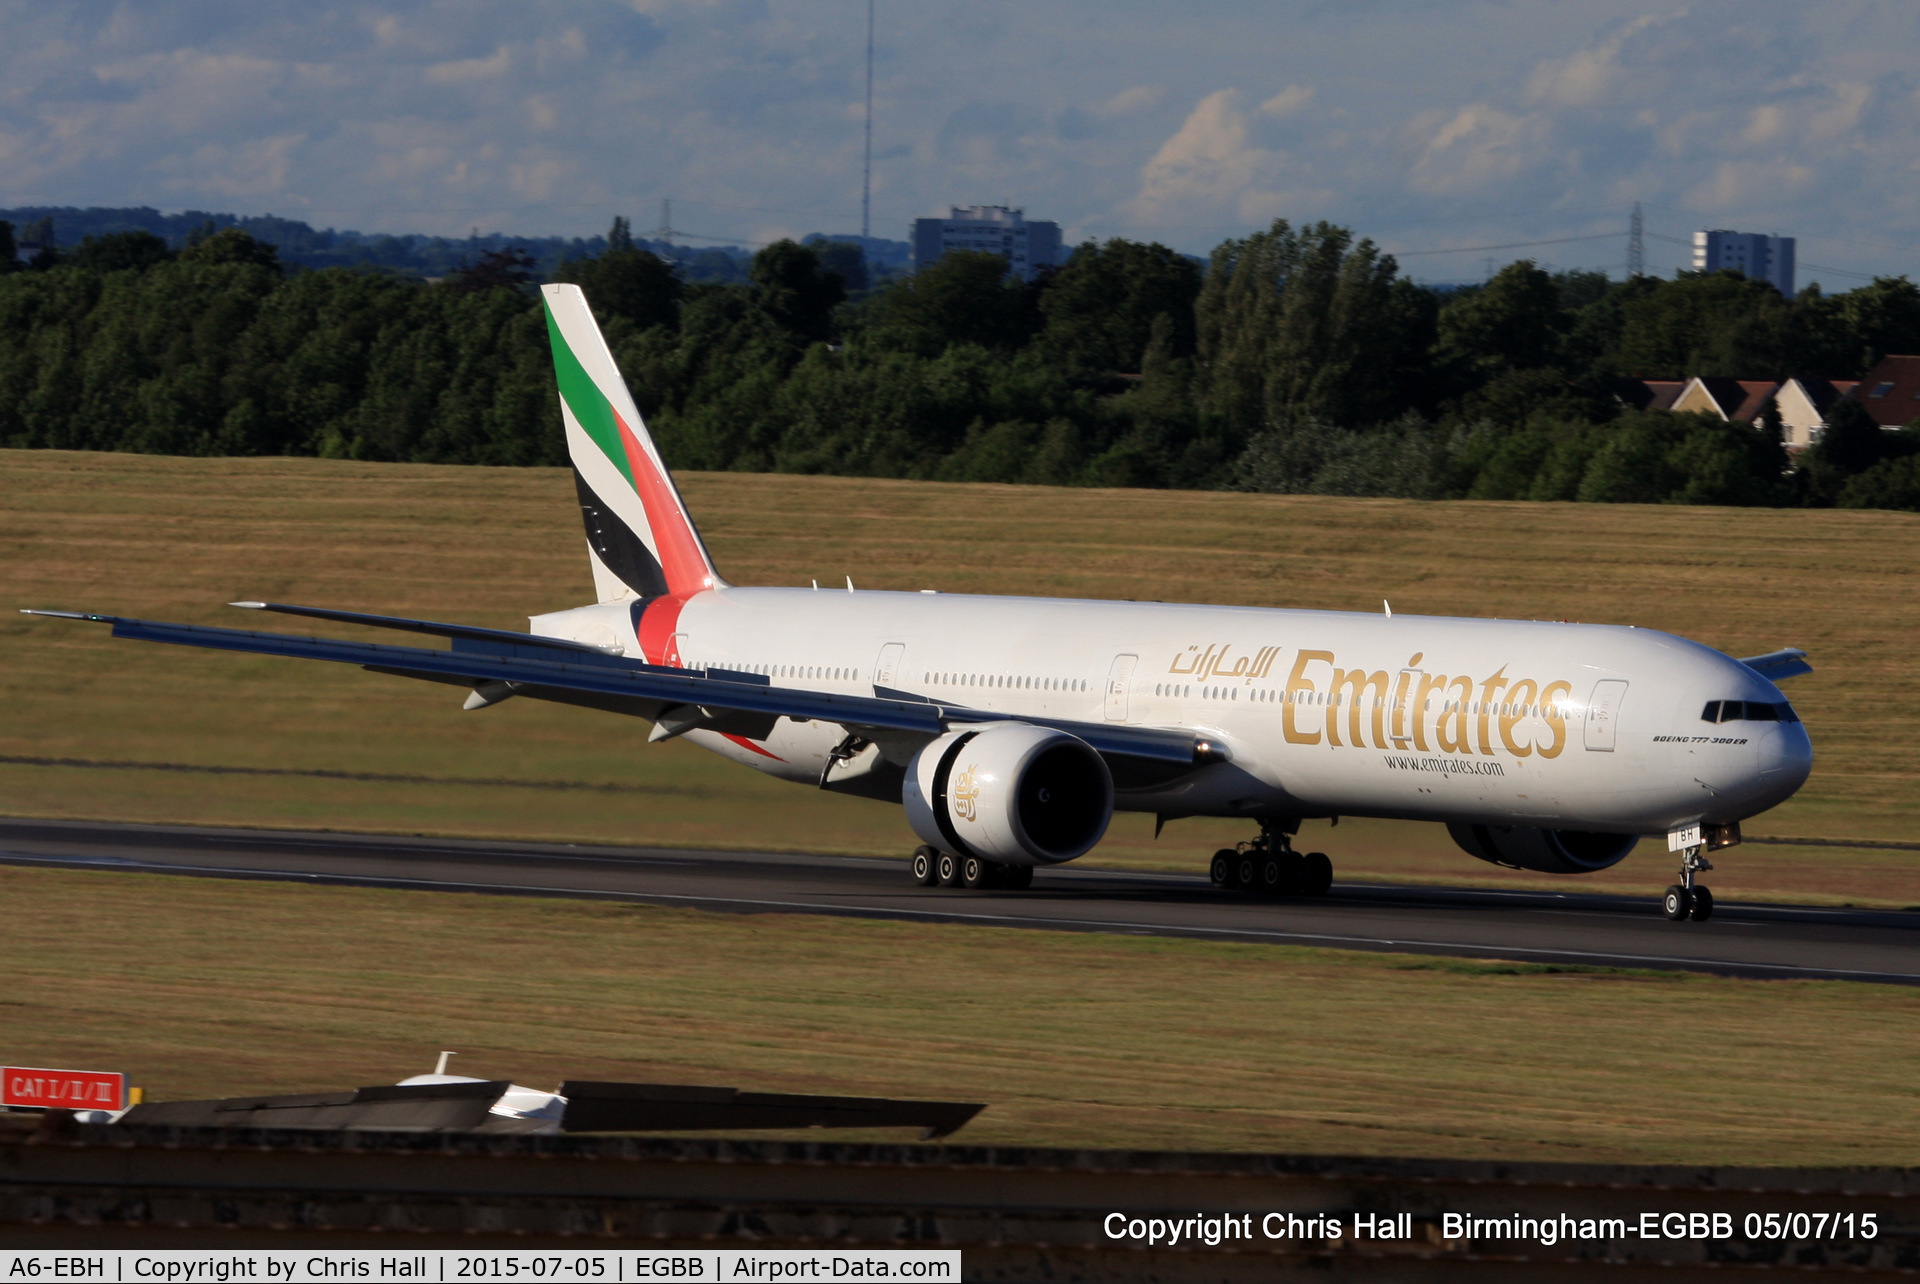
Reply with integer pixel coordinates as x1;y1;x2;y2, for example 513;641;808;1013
613;410;711;597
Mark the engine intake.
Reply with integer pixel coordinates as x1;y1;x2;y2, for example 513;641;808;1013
1447;823;1639;874
904;724;1113;865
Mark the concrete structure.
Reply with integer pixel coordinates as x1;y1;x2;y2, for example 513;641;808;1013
911;205;1061;282
1850;354;1920;428
1693;229;1795;294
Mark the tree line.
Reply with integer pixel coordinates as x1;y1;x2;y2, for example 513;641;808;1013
2;216;1918;511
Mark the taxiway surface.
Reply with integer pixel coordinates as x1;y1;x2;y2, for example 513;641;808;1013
2;818;1915;984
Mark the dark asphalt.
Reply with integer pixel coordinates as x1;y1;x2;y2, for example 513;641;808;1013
3;817;1917;984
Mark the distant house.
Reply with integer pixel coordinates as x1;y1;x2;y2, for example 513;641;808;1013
1667;376;1858;450
1614;378;1686;412
1773;378;1858;449
1672;377;1778;425
1847;355;1920;428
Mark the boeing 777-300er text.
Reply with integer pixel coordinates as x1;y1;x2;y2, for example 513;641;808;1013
26;285;1815;922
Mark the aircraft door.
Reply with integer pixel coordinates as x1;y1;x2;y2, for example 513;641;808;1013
1584;679;1628;751
872;642;906;689
1105;654;1139;722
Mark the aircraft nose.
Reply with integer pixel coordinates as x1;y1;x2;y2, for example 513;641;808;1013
1754;721;1813;807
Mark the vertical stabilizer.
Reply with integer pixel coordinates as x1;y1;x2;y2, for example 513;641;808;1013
541;284;723;601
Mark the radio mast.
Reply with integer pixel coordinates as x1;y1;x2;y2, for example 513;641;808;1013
1628;202;1645;278
861;0;875;241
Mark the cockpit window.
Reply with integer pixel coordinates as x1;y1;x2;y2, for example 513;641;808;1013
1701;700;1799;724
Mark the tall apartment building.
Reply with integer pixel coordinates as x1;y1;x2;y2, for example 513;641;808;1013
1692;229;1795;294
911;205;1062;282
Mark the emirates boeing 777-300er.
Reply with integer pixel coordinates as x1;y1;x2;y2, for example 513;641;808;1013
27;285;1815;922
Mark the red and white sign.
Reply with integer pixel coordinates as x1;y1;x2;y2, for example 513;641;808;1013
3;1065;125;1111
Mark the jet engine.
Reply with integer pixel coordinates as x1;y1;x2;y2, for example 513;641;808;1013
904;724;1113;865
1447;823;1639;874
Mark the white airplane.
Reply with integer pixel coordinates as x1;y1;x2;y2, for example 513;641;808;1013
27;284;1814;923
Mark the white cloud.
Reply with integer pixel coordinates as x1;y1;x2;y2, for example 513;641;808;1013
1258;85;1313;117
0;0;1914;279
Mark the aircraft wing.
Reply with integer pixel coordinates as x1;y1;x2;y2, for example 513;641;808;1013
1737;647;1813;682
23;608;1221;768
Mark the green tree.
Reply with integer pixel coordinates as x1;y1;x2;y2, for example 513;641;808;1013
71;231;174;273
749;240;846;346
1434;260;1567;379
861;251;1038;357
177;228;279;270
557;246;682;333
1194;220;1425;438
1608;271;1793;378
1034;238;1201;378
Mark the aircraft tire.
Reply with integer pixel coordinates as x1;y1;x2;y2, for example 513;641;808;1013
1210;850;1235;886
1234;855;1257;891
1688;885;1714;921
1662;885;1692;921
961;856;994;889
938;852;963;888
1002;863;1034;890
1259;856;1285;895
1302;852;1334;897
911;846;939;886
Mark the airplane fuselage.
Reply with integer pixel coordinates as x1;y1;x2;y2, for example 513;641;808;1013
532;587;1813;836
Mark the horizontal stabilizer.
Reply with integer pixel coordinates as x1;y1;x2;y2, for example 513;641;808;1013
1738;647;1813;682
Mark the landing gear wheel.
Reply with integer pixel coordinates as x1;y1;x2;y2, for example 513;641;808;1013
1663;885;1692;921
1210;850;1235;887
1301;852;1334;898
1259;856;1285;894
1234;856;1257;890
937;852;963;888
962;856;995;889
1002;864;1034;890
911;846;939;887
1688;885;1714;921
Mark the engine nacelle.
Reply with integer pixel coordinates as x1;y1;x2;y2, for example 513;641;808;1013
1447;823;1639;874
904;724;1113;865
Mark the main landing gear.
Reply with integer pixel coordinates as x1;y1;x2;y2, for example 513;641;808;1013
910;844;1035;891
1210;820;1333;899
1663;843;1715;923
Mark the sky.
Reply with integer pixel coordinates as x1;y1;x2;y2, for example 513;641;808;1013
4;0;1918;285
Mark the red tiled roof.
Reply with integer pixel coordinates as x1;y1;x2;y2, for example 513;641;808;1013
1616;378;1686;412
1689;377;1779;423
1848;355;1920;426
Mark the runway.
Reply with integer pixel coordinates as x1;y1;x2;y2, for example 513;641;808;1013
3;817;1917;984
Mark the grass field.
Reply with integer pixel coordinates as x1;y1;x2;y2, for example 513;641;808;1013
6;860;1920;1166
6;449;1920;1166
3;448;1918;902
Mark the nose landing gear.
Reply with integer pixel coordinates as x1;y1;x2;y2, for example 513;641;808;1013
1210;820;1332;899
1662;842;1715;922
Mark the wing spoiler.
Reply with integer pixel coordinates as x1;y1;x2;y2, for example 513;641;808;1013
23;608;1221;767
1737;647;1813;682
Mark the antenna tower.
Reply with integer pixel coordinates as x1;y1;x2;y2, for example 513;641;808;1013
1628;202;1645;278
861;0;875;241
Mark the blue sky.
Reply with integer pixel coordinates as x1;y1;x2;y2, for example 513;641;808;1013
4;1;1917;283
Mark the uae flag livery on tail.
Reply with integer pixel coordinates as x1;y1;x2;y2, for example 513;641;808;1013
542;284;721;605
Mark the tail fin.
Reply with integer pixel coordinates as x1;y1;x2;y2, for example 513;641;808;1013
541;283;723;601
